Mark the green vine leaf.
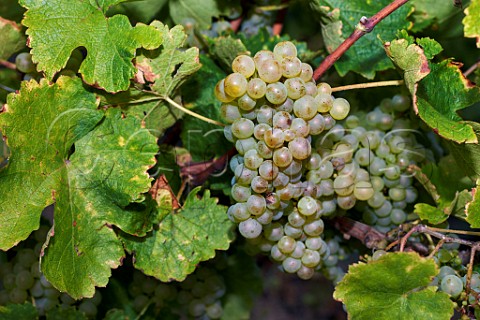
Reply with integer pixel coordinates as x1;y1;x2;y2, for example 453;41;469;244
386;37;480;143
0;77;103;251
180;55;231;161
410;155;473;224
463;0;480;48
46;306;87;320
410;0;459;32
0;303;37;320
19;0;162;92
136;21;201;98
41;108;158;299
209;36;249;72
100;88;182;138
122;187;235;282
446;121;480;180
415;60;480;143
311;0;414;79
0;17;26;60
107;0;169;24
334;252;454;320
466;180;480;228
414;203;449;225
169;0;240;29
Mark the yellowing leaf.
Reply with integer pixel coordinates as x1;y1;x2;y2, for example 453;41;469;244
0;77;103;250
0;77;159;298
41;108;158;299
19;0;162;92
385;38;430;94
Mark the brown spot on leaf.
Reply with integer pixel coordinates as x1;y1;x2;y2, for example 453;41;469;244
136;61;157;83
150;174;181;209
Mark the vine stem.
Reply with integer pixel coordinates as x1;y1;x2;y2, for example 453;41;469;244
0;59;16;70
331;80;404;92
464;60;480;77
313;0;410;81
163;96;226;127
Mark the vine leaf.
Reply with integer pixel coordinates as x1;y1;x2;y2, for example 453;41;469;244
410;156;473;224
19;0;162;92
410;0;459;32
415;60;480;143
208;36;249;71
465;180;480;228
0;17;26;60
180;55;231;161
384;38;431;94
136;21;201;98
122;187;235;282
168;0;240;29
107;0;169;24
334;252;454;320
99;89;182;138
446;121;480;180
310;0;414;79
46;306;87;320
463;0;480;47
41;107;158;299
0;303;37;319
414;203;449;225
0;77;103;251
385;37;480;143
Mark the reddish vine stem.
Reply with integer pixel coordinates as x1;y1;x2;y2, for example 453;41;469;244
464;60;480;77
0;59;16;70
313;0;410;81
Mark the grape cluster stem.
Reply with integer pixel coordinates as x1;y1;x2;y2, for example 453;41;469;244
312;0;411;81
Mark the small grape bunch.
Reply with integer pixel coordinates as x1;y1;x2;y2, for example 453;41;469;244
215;41;353;279
128;263;227;319
333;97;426;233
0;224;102;318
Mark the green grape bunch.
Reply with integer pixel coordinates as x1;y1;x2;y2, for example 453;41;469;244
214;41;354;280
215;41;427;281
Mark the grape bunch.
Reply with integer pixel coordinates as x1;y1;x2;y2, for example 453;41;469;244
0;224;102;318
216;41;429;280
317;98;427;233
216;41;354;279
127;257;228;319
